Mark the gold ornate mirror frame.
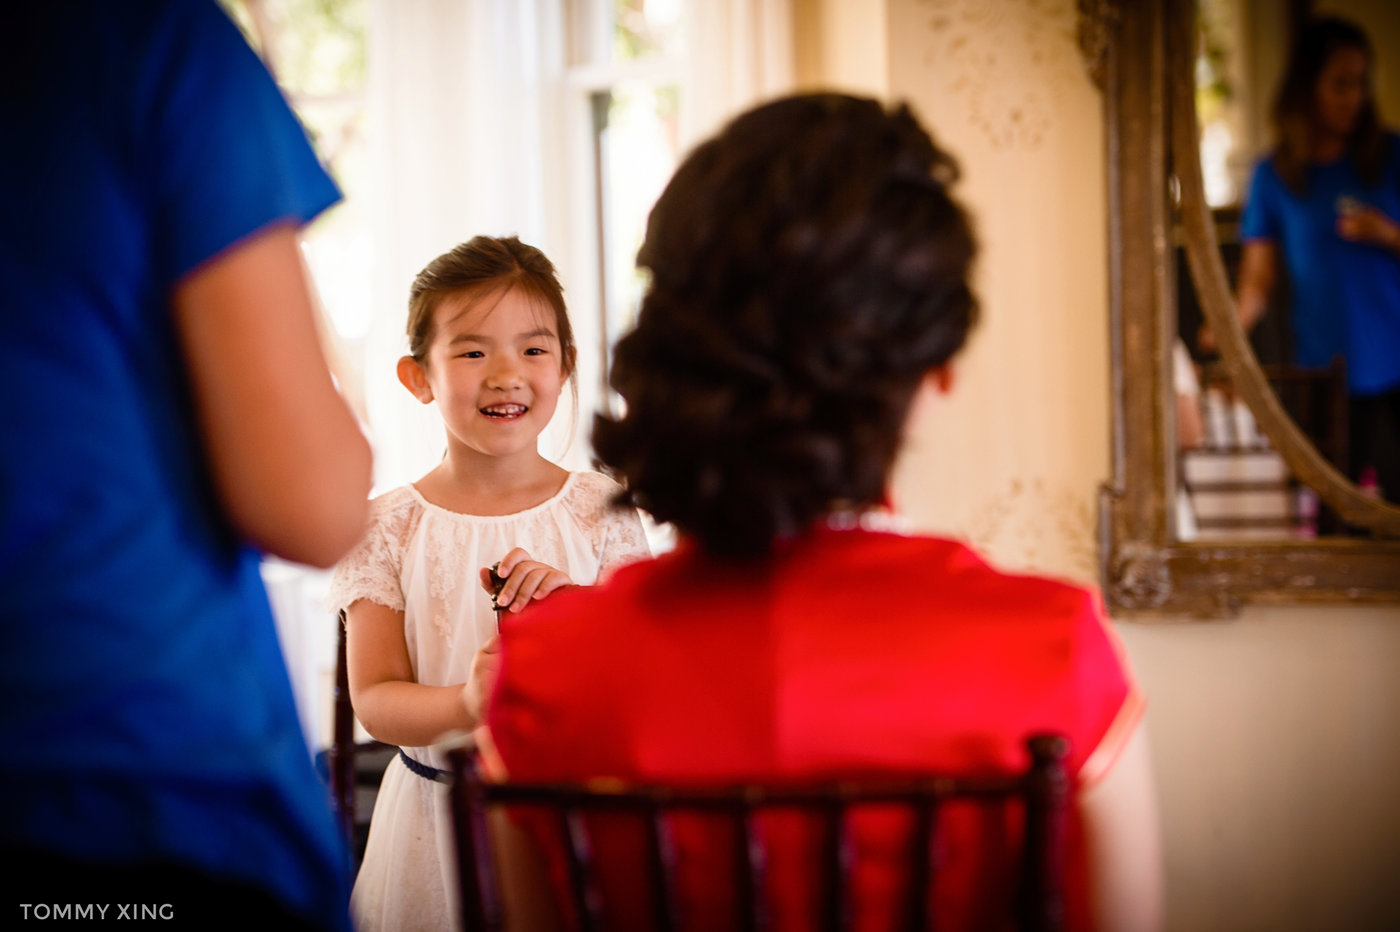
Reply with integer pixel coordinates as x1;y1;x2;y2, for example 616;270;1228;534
1093;0;1400;616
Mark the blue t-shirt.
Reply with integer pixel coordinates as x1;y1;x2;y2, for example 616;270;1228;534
0;2;347;927
1240;134;1400;395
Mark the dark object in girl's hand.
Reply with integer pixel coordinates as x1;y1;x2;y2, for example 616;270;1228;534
487;562;507;614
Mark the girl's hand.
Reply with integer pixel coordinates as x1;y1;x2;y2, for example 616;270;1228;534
463;634;502;725
1337;205;1400;252
481;547;574;613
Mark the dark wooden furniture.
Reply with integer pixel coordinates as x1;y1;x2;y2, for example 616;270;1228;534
325;597;501;864
1184;357;1350;536
1258;360;1350;482
445;734;1070;932
326;609;390;849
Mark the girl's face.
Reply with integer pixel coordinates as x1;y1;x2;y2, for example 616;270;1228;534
1313;46;1370;140
407;285;568;467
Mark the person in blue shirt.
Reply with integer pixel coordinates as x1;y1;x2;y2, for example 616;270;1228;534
0;2;372;927
1212;16;1400;504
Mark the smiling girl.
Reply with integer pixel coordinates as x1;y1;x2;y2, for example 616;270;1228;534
325;236;650;930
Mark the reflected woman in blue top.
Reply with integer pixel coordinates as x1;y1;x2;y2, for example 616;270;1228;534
1222;16;1400;502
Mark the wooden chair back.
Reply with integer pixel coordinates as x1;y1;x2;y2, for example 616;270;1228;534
327;609;389;845
1186;356;1349;536
445;734;1070;932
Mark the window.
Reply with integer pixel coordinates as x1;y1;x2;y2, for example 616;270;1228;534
219;0;372;417
564;0;685;415
223;0;689;459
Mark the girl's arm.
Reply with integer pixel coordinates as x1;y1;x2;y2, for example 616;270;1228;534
346;598;493;747
1080;719;1165;932
172;222;372;568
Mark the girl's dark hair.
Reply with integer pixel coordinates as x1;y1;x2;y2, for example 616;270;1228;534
406;235;577;376
593;93;978;557
1271;16;1384;193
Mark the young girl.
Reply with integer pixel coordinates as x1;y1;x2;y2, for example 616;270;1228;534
325;235;650;930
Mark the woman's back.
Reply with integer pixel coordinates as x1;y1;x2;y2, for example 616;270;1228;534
488;524;1141;929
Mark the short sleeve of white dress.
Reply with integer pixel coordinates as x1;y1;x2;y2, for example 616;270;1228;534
564;471;652;579
324;487;418;616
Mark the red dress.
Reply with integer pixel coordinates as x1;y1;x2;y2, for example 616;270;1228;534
485;525;1142;931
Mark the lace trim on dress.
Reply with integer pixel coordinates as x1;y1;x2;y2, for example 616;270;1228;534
324;474;652;632
571;472;652;575
323;487;421;614
412;472;649;640
408;475;575;642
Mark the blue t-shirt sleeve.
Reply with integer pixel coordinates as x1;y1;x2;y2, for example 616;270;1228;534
134;0;341;284
1239;158;1280;243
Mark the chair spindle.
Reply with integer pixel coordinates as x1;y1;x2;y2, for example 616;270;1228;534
1018;734;1070;932
446;734;1070;932
906;793;938;932
736;799;768;932
646;801;679;932
562;806;603;932
821;798;852;932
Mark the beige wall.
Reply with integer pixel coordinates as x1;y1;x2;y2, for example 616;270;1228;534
800;1;1400;928
793;0;888;96
885;0;1110;586
1118;604;1400;930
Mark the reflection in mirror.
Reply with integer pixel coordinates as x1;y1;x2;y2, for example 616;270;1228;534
1174;0;1400;542
1100;0;1400;615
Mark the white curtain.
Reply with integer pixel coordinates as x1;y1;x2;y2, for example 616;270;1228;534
680;0;795;150
364;0;567;489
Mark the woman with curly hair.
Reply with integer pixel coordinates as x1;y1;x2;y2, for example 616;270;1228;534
481;92;1162;931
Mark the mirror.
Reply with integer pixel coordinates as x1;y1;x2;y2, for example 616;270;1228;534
1176;0;1400;542
1096;0;1400;615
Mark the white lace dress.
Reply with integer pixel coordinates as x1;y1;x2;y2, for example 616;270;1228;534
324;470;651;931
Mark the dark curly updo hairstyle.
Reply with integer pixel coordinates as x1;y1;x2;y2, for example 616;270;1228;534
592;93;979;557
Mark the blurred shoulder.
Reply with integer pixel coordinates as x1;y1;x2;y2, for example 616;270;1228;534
567;470;625;499
858;532;1103;623
369;484;417;515
362;485;423;536
560;470;627;520
1242;150;1284;189
101;0;251;50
